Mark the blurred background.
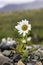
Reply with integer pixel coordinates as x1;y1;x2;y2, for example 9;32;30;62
0;0;43;44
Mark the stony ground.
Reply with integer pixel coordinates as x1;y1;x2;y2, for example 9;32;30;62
0;44;43;65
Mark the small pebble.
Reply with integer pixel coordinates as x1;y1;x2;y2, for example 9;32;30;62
35;61;42;65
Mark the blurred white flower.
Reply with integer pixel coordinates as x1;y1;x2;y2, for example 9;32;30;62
7;37;16;45
26;46;32;50
2;38;6;43
22;39;26;43
7;37;12;41
27;37;32;41
15;19;31;36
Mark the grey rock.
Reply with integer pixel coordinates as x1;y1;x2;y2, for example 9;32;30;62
11;54;21;62
27;63;35;65
0;42;16;50
33;49;43;60
0;38;17;50
2;50;11;57
28;54;39;62
0;52;13;65
32;45;40;49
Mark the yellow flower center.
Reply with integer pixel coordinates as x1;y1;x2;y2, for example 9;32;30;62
22;24;28;31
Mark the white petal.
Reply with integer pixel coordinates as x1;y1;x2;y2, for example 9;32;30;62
18;30;23;34
15;25;21;30
28;24;31;31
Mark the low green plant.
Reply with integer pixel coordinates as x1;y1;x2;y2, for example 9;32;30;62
15;19;32;61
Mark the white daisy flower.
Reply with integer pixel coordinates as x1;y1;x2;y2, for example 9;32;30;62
22;39;26;43
27;37;32;41
15;19;31;36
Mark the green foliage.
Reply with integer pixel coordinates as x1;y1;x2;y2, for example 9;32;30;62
29;47;36;52
40;41;43;45
16;38;26;52
0;9;43;41
16;42;28;61
16;43;24;53
21;50;28;61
